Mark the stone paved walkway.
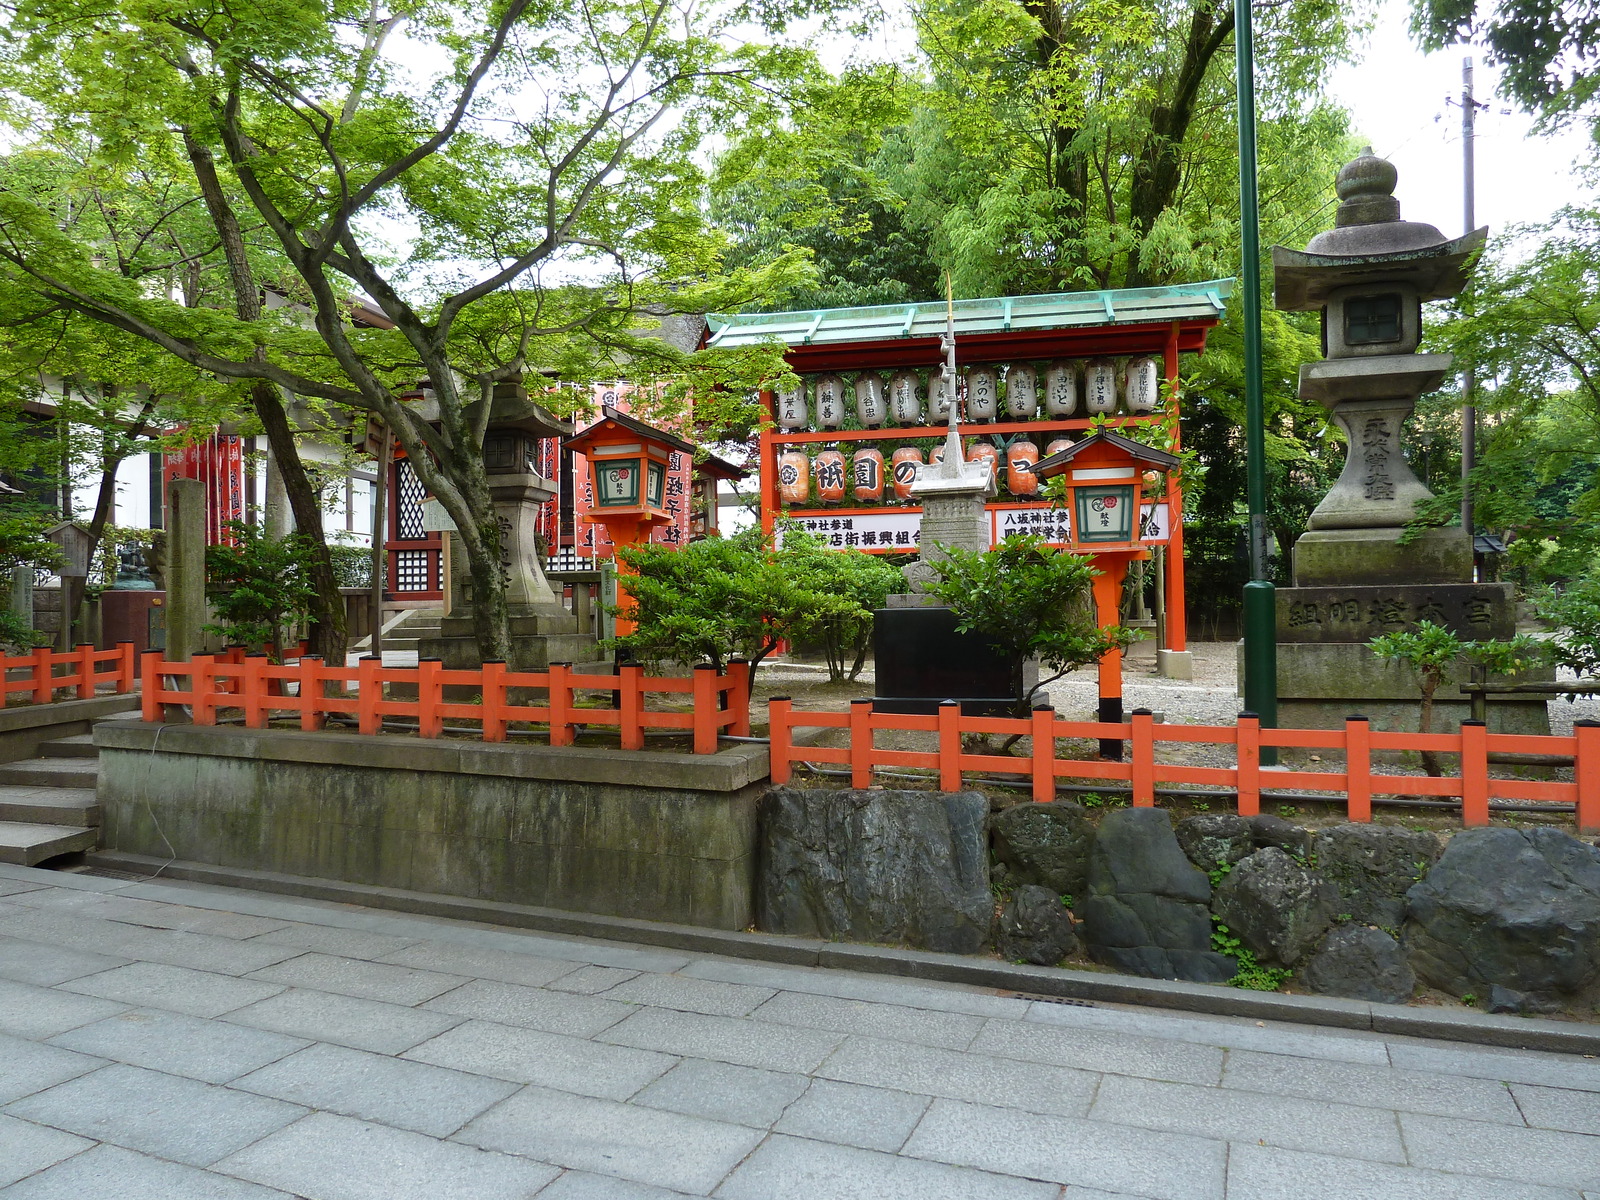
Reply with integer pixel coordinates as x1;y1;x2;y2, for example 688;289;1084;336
1;863;1598;1199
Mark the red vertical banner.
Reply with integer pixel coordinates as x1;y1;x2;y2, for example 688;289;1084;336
163;430;244;544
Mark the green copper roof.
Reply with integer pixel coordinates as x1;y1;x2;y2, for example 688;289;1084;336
705;279;1233;349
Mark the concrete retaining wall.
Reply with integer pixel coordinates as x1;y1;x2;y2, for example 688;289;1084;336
95;724;768;929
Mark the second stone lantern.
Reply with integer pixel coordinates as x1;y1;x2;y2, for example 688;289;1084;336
1269;151;1546;735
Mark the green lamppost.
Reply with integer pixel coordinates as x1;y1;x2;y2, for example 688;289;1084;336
1234;0;1278;744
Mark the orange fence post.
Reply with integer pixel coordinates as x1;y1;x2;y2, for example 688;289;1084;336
1236;712;1261;817
849;698;873;787
417;658;443;738
1344;715;1372;823
32;645;53;705
1575;720;1600;834
190;654;218;725
117;642;135;693
140;652;164;721
1460;719;1490;826
692;663;719;755
357;655;383;735
725;658;752;738
768;697;792;784
1130;709;1156;805
75;644;94;699
481;661;507;743
1031;705;1056;803
243;655;268;728
299;656;326;732
548;662;574;747
620;663;644;752
938;700;961;792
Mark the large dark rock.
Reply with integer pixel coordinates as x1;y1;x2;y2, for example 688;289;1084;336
1080;808;1234;984
1405;827;1600;1014
1301;925;1415;1003
1315;824;1441;929
991;800;1093;897
1176;813;1254;873
757;788;991;954
1212;848;1339;966
996;885;1080;966
1248;814;1311;858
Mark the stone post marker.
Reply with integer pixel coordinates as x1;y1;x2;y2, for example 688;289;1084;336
893;422;996;601
1268;151;1548;735
165;478;207;664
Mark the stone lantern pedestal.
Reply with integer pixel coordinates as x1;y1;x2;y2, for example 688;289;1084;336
419;383;598;673
1267;153;1546;739
872;426;1032;715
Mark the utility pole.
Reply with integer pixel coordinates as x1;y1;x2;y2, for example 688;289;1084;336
1235;0;1278;750
1460;56;1480;563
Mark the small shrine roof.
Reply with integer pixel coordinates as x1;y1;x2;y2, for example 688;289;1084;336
1031;430;1181;478
564;405;697;456
705;280;1232;353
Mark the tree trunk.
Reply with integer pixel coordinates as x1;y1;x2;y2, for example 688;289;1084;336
182;133;347;665
1125;0;1235;287
1419;675;1442;777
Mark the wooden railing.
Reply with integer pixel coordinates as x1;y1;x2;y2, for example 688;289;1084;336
139;652;751;754
3;643;136;703
768;699;1600;831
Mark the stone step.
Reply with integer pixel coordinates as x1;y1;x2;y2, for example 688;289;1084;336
37;734;98;759
0;786;99;827
0;758;99;789
0;823;98;866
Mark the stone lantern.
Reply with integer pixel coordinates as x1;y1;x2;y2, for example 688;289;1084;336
419;379;598;672
1269;151;1546;735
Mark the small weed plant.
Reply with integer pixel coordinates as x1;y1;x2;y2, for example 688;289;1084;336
1211;921;1293;992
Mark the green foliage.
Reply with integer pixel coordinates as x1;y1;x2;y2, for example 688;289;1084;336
613;528;890;681
1535;575;1600;678
1370;621;1549;774
923;534;1136;716
0;608;48;654
1412;0;1600;129
1211;922;1293;992
1207;859;1234;888
203;524;319;661
327;542;377;592
781;528;904;682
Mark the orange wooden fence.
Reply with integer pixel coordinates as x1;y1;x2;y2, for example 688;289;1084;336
3;643;136;703
768;699;1600;831
140;652;751;754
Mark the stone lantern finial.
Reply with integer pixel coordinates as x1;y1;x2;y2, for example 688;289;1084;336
1334;149;1400;228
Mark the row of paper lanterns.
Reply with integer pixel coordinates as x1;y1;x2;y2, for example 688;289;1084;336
777;438;1078;506
774;358;1161;432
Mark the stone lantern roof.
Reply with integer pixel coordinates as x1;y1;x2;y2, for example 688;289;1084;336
1272;150;1487;311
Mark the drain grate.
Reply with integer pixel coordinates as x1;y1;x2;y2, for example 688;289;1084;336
1009;992;1096;1007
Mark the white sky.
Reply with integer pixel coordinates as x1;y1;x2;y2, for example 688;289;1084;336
1328;0;1594;237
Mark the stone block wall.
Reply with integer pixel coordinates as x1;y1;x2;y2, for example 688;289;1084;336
97;724;766;930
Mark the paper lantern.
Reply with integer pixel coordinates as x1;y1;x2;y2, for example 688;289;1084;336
1085;359;1117;415
1006;439;1040;496
1005;364;1039;419
889;371;923;425
854;374;887;427
778;449;809;505
891;446;922;501
1045;360;1078;417
1045;437;1074;457
966;441;999;485
1125;356;1160;413
814;374;846;430
814;448;847;503
965;365;998;421
775;383;807;431
928;371;955;423
852;447;885;502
